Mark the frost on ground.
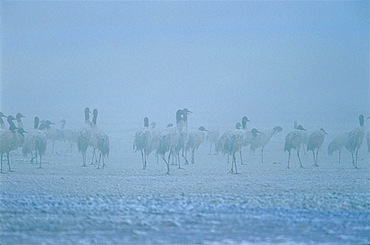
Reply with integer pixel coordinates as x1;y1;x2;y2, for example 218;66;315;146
0;140;369;244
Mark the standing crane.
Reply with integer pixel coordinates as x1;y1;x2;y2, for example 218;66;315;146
345;115;365;168
328;132;348;163
284;125;306;169
250;126;283;163
90;109;110;169
78;107;92;167
307;128;328;167
133;117;153;170
157;109;182;174
186;126;208;164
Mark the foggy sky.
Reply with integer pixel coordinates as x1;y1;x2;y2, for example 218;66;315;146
1;1;369;131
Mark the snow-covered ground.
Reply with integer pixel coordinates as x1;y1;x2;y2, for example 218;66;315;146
1;131;369;244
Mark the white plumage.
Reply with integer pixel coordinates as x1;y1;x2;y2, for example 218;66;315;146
176;108;191;168
345;115;365;168
328;132;348;163
157;109;182;174
133;117;153;170
250;126;282;163
223;123;247;174
307;128;328;167
77;107;92;167
284;125;306;168
186;126;208;164
0;115;27;172
22;116;47;168
90;109;110;169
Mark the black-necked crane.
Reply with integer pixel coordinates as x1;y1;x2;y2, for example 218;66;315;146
133;117;153;170
0;113;12;172
15;113;25;129
77;107;92;167
90;109;110;169
157;109;182;174
22;116;47;168
345;115;365;168
284;125;306;169
250;126;283;163
0;112;6;129
224;125;260;174
307;128;328;167
0;115;27;172
216;122;240;164
176;108;191;168
22;116;40;163
186;126;208;164
148;122;160;164
328;132;348;163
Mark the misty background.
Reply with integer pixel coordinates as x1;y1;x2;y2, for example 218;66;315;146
1;1;369;138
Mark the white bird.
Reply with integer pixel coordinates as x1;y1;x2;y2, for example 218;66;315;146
176;108;191;168
0;113;12;172
133;117;153;170
22;116;47;168
216;123;240;164
328;132;348;163
186;126;208;164
0;115;27;172
157;109;182;174
307;128;328;167
250;126;283;163
90;109;110;169
284;125;306;169
294;121;308;155
148;122;160;164
206;130;219;155
345;115;365;168
223;122;244;174
223;125;260;174
77;107;92;167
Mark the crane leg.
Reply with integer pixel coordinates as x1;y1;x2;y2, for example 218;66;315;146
351;152;355;167
81;152;86;167
234;153;238;174
7;153;12;172
191;148;195;164
287;151;291;169
312;151;317;167
240;150;245;165
39;154;42;169
355;148;359;169
298;150;304;168
338;150;341;163
315;150;319;166
162;155;170;175
141;150;145;170
261;148;264;164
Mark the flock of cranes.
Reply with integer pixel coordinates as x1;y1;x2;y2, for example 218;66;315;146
0;107;369;174
134;110;369;174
